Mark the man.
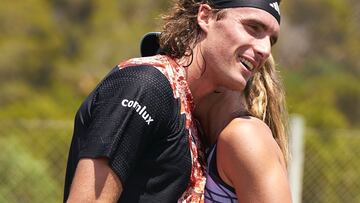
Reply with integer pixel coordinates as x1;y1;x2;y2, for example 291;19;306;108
64;0;281;202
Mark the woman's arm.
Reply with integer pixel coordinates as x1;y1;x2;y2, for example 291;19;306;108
217;117;292;203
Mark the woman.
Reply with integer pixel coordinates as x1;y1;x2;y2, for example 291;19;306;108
195;55;292;202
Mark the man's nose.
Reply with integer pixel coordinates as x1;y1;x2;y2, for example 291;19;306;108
253;36;271;61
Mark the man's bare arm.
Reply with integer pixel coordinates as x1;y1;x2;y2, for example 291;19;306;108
67;158;123;203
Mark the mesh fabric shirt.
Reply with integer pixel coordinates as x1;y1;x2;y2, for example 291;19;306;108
63;55;206;202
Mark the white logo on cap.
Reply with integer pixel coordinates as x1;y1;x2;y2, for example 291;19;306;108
270;2;280;15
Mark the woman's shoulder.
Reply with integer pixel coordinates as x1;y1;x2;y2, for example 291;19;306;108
219;116;274;147
216;117;291;202
217;116;285;169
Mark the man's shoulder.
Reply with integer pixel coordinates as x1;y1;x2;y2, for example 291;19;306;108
119;55;182;80
98;59;172;93
119;55;172;72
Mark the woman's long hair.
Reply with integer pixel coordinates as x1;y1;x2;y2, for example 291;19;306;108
244;55;289;164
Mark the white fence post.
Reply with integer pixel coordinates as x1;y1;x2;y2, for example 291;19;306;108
288;115;305;203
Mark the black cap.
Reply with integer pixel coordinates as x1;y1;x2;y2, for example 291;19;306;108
140;32;161;57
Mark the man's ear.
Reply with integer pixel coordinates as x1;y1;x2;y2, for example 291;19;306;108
197;4;213;33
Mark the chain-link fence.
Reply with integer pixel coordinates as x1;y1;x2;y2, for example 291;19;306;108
302;128;360;203
0;119;359;202
0;119;72;203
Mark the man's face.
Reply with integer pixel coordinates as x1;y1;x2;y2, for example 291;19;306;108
200;7;280;91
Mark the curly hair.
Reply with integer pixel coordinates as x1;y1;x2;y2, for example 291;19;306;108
159;0;217;59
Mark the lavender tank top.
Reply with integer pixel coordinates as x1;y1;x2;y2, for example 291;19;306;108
205;144;238;203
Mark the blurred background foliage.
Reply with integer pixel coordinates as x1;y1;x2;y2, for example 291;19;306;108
0;0;359;202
